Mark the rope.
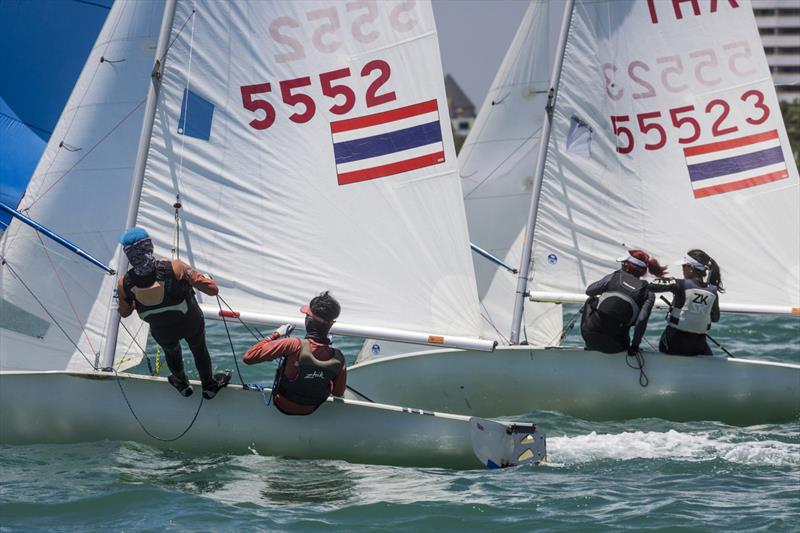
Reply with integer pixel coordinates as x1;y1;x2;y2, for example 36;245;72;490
34;233;98;356
554;305;583;345
216;295;249;386
625;349;649;387
112;368;204;442
174;5;198;197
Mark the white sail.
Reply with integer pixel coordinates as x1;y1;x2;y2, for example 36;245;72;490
459;0;566;345
136;0;484;338
530;0;799;313
0;1;162;371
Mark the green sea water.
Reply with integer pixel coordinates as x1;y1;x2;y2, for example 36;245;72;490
1;310;798;532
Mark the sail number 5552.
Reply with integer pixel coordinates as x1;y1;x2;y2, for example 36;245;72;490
241;59;395;130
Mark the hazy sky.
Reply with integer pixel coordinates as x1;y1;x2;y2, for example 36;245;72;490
0;0;530;136
434;0;530;108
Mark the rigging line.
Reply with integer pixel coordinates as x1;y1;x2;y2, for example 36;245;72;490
112;368;204;442
0;111;53;136
462;126;543;201
174;2;198;197
217;293;266;341
479;301;510;345
118;318;155;373
24;0;127;206
554;305;583;346
216;295;248;386
34;232;98;355
162;8;197;65
23;98;146;210
1;257;94;367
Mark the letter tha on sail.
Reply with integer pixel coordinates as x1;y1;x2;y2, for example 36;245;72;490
331;99;445;185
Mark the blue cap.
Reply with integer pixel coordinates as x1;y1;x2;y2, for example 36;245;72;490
119;227;149;246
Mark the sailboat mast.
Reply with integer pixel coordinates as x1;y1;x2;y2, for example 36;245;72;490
509;0;575;345
100;0;178;370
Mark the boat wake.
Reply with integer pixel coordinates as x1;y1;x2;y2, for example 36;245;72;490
547;429;800;467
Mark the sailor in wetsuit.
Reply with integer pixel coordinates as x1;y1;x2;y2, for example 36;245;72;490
116;227;230;399
581;250;668;355
243;291;346;415
649;249;722;356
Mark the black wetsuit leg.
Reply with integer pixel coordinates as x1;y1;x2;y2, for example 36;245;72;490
659;327;712;356
150;327;185;377
185;319;214;389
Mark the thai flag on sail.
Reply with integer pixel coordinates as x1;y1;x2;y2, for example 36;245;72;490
330;100;445;186
684;130;789;199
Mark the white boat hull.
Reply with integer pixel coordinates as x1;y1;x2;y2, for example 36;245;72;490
347;347;800;425
0;371;544;469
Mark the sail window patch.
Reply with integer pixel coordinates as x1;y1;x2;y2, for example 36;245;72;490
178;88;215;141
566;116;593;158
0;298;50;339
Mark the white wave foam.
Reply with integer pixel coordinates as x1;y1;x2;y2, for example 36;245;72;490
548;430;800;467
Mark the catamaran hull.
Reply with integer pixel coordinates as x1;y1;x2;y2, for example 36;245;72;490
347;347;800;425
0;371;544;469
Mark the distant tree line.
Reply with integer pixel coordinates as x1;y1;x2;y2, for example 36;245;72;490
779;98;800;166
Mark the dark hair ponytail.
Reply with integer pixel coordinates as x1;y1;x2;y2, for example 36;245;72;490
687;249;724;293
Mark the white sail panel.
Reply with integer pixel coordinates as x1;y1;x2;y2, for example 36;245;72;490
459;0;564;344
138;0;483;336
531;0;799;311
0;0;162;371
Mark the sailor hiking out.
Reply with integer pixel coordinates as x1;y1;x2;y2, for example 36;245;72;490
581;250;668;355
244;291;346;415
650;249;722;356
116;227;231;399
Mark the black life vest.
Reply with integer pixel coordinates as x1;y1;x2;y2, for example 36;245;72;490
593;270;648;326
275;339;344;412
122;260;194;324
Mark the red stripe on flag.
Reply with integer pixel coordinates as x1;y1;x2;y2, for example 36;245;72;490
693;169;789;199
684;130;779;157
337;151;445;185
331;100;439;134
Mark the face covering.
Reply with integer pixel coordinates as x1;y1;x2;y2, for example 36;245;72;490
123;238;157;276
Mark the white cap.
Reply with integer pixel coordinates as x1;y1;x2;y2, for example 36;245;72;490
682;255;708;271
617;255;647;268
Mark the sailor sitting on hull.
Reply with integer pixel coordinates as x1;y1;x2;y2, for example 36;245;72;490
581;250;668;355
650;249;722;356
243;291;346;415
116;227;231;399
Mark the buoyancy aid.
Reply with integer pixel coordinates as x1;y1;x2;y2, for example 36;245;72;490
275;339;344;409
122;260;194;323
594;270;648;326
667;280;717;334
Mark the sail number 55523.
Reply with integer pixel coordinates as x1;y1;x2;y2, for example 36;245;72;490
610;89;769;153
240;59;395;130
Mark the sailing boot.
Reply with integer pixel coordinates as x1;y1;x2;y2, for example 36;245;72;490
167;373;193;397
202;370;232;400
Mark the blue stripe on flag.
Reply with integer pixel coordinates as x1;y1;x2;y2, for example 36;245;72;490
333;121;442;165
687;146;785;182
